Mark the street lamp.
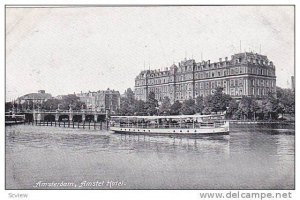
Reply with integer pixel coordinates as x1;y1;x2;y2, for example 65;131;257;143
57;104;62;111
155;106;159;116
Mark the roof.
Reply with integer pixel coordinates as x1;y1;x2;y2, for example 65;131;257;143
18;93;52;100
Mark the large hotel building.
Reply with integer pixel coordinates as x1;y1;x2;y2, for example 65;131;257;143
135;52;276;103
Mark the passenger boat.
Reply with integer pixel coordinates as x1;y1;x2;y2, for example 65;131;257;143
109;114;229;135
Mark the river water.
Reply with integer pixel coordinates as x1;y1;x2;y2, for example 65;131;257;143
5;123;294;189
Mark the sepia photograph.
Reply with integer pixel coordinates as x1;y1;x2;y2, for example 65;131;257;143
5;5;295;192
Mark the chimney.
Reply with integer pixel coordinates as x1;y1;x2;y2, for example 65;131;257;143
219;58;222;62
225;57;228;61
208;60;210;65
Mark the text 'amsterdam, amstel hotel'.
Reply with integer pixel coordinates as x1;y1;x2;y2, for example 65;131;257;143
135;52;276;103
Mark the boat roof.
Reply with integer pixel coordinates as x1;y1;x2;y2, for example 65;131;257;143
110;114;224;119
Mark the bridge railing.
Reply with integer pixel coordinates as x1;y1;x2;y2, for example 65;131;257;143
22;109;107;114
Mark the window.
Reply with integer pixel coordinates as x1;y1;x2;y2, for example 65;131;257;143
200;82;203;89
238;79;243;86
239;89;243;95
205;82;209;89
230;88;235;95
240;67;243;74
230;80;234;87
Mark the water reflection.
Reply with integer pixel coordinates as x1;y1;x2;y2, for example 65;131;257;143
5;124;294;189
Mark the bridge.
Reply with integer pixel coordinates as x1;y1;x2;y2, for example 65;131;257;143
23;109;109;123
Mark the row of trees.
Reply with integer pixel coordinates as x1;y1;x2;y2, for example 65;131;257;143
5;94;86;112
6;87;295;121
119;87;295;121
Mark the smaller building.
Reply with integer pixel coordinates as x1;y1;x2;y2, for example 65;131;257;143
17;90;52;104
77;89;120;114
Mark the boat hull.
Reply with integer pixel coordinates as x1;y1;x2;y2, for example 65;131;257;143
109;122;229;135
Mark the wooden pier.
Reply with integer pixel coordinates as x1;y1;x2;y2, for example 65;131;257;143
33;120;108;130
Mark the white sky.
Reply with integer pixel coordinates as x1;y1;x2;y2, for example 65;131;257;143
6;6;294;101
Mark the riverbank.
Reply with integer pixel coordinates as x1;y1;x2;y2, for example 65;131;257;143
228;120;295;125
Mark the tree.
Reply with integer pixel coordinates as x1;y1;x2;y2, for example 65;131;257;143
21;100;34;110
180;98;196;115
226;99;239;119
276;87;295;117
134;100;147;115
124;88;135;105
119;88;136;115
159;96;171;115
60;95;85;110
204;87;232;114
119;97;134;116
257;92;279;120
237;96;257;120
250;99;260;121
195;95;204;114
5;102;13;112
145;91;158;116
170;100;182;115
42;98;61;110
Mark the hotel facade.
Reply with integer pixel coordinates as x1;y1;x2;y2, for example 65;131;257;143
135;52;276;103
